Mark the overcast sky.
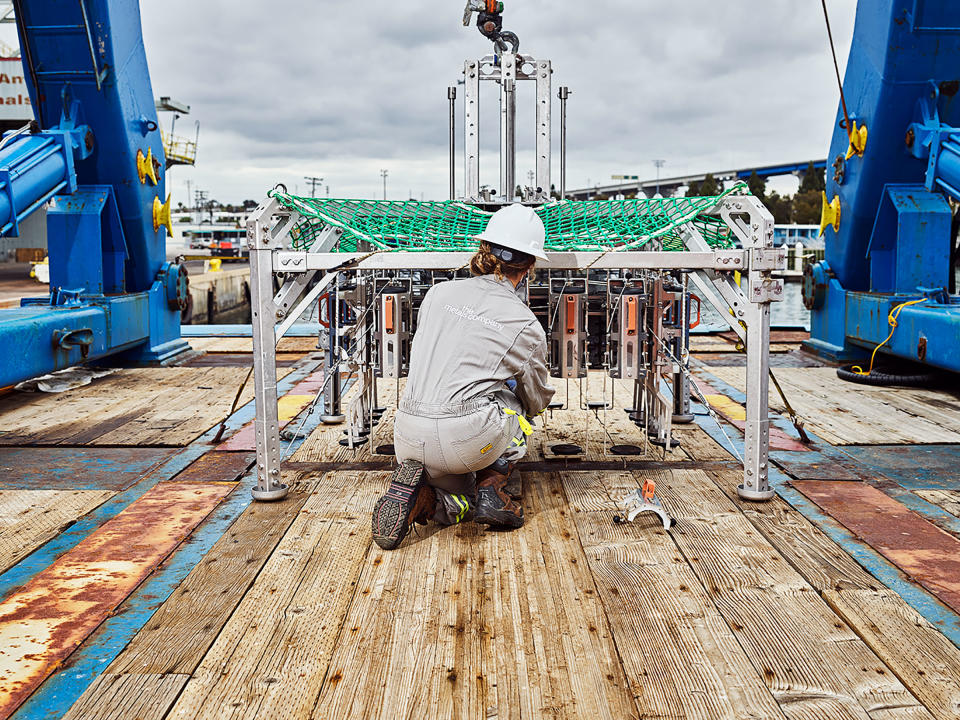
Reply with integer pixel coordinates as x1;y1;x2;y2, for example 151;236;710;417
128;2;853;205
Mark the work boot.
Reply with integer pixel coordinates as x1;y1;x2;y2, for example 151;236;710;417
372;461;436;550
486;458;522;500
473;467;524;529
503;467;523;500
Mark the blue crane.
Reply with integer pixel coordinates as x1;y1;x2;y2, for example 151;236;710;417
0;0;189;388
804;0;960;375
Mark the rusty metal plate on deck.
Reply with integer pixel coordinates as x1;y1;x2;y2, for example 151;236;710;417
0;447;177;491
173;451;253;483
0;479;234;719
773;454;860;481
794;481;960;614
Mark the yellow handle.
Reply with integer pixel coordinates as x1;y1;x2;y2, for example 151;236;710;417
503;408;534;436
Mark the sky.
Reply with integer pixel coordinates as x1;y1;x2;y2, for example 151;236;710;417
20;1;861;206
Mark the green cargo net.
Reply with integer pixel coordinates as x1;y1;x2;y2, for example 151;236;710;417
269;182;747;253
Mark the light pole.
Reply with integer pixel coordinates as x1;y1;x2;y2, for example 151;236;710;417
380;169;389;200
653;159;666;197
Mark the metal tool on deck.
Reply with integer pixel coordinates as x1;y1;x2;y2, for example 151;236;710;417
617;477;674;530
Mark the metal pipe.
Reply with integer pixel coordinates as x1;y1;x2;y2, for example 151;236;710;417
504;81;515;200
448;86;457;200
559;86;569;200
500;54;517;202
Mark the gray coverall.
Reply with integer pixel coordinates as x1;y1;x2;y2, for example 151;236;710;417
394;274;555;524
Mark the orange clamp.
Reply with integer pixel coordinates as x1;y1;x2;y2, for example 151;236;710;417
625;296;638;336
384;296;396;335
565;295;577;335
642;478;656;504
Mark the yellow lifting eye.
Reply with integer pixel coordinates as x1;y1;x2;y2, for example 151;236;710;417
819;192;841;237
136;147;159;185
153;193;172;234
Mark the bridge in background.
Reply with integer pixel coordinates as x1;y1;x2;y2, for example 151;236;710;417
565;159;828;199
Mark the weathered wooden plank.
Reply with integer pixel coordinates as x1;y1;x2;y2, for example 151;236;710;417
562;469;787;720
709;470;960;720
674;425;736;462
61;673;190;720
189;337;321;354
107;474;318;677
315;471;638;720
916;490;960;520
701;366;960;446
0;489;113;573
509;474;638;718
661;469;934;720
166;472;373;720
315;490;461;720
0;480;235;719
0;367;292;448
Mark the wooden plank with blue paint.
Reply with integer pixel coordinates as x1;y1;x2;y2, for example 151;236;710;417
708;468;960;720
11;391;331;720
795;481;960;615
0;490;113;574
0;447;177;491
0;480;235;719
661;469;936;720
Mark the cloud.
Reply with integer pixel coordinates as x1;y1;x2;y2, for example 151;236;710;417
133;0;857;203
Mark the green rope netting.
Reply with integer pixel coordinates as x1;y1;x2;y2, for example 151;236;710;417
270;182;747;253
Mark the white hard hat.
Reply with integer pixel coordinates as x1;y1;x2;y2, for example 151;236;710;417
475;204;549;260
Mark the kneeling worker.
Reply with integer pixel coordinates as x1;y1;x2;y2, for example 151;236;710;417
372;204;556;550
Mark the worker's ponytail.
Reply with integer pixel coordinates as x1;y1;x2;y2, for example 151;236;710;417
470;241;534;280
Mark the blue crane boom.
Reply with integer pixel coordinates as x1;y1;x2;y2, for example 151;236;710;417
0;0;188;388
804;0;960;374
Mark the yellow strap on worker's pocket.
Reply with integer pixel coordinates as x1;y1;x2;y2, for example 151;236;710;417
503;408;534;436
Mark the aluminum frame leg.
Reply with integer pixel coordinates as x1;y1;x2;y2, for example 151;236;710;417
321;277;345;424
740;302;774;501
249;247;287;502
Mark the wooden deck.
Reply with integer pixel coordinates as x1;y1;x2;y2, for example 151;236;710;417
1;337;960;719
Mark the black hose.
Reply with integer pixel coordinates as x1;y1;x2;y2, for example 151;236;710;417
837;364;938;387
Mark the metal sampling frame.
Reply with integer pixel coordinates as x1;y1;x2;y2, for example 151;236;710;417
244;48;785;506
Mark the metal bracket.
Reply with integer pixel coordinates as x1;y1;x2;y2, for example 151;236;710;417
749;246;787;272
713;250;747;271
276;252;309;271
273;271;317;320
748;276;785;303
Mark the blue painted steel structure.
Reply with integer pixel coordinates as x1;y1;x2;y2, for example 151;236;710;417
0;0;188;388
805;0;960;372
